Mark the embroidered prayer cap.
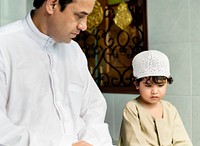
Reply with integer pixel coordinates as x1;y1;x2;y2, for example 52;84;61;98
132;50;170;79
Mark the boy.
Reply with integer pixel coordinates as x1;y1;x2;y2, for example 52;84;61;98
118;50;192;146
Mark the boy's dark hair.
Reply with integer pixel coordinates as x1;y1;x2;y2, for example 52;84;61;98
134;76;173;85
33;0;73;12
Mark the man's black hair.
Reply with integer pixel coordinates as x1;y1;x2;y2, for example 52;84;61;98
33;0;73;11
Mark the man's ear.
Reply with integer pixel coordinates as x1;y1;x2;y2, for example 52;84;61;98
46;0;58;14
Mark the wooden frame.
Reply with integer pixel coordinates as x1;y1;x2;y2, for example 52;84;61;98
75;0;148;94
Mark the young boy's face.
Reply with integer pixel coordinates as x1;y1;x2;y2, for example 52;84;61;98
136;77;168;105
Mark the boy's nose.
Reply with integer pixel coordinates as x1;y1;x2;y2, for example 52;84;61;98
151;87;158;94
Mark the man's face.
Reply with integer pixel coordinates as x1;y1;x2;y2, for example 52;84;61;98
47;0;95;43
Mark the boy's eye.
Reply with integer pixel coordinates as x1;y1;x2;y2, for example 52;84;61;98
145;84;151;87
158;84;164;87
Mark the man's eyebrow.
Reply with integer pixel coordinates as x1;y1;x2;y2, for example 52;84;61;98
79;11;89;16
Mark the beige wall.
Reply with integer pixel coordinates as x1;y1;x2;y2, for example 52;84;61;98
0;0;29;25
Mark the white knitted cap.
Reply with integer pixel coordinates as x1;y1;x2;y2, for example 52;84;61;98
132;50;170;79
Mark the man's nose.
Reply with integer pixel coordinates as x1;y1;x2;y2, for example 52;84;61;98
77;19;87;31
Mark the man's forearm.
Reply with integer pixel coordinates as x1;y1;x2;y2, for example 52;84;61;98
72;140;93;146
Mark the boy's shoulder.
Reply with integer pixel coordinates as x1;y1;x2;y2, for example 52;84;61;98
122;98;140;116
161;100;178;113
161;100;175;107
126;98;138;106
124;98;141;111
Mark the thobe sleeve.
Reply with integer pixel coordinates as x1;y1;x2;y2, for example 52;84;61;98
172;107;193;146
0;50;30;146
118;101;149;146
76;53;113;146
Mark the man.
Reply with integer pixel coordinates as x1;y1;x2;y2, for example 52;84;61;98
0;0;113;146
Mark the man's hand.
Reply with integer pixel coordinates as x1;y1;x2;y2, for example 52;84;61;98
72;140;93;146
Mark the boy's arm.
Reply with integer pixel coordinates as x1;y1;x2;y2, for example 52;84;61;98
118;102;149;146
172;108;193;146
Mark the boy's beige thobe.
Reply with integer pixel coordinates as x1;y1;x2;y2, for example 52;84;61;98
118;99;193;146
